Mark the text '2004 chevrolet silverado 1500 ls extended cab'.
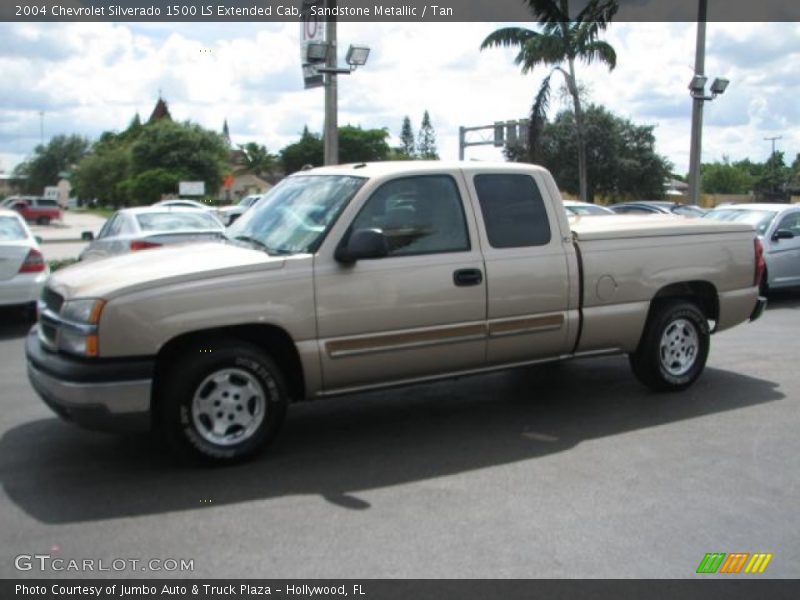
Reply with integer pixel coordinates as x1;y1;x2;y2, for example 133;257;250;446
26;162;767;463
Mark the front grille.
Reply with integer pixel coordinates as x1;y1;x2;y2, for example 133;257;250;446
41;287;64;314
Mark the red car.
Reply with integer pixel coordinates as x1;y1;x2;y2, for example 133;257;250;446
7;196;62;225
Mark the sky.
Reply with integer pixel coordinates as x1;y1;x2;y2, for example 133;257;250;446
0;20;798;177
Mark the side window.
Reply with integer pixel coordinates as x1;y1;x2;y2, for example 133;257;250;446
777;212;800;235
99;215;121;238
350;175;470;257
473;174;551;248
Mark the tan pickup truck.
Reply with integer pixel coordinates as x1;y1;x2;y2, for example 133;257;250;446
26;162;766;462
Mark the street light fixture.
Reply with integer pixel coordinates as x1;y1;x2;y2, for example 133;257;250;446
313;43;371;74
709;77;729;96
345;45;370;67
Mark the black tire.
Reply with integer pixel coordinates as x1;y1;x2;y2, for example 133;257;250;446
158;340;288;464
629;300;710;392
37;216;50;226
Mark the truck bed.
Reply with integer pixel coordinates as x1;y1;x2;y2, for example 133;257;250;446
569;214;754;241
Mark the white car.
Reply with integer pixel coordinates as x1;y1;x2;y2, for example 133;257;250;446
0;208;49;313
79;206;225;262
217;194;264;226
562;200;615;216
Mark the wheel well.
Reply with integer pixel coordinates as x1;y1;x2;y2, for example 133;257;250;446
650;281;719;324
153;324;306;411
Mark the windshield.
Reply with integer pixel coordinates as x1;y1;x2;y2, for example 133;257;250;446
226;175;366;255
703;208;777;236
136;211;222;232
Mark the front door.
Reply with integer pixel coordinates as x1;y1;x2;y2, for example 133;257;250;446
768;210;800;288
314;173;487;392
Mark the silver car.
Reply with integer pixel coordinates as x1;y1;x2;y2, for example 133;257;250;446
217;194;264;226
563;200;615;216
0;208;49;313
704;203;800;293
79;207;225;262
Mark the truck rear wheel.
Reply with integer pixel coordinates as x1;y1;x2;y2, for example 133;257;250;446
629;300;710;392
159;340;288;463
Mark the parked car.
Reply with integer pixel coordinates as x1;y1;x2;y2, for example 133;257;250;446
78;207;225;262
563;200;615;216
0;208;49;313
217;194;264;226
609;201;707;218
5;196;62;225
27;162;764;463
704;203;800;293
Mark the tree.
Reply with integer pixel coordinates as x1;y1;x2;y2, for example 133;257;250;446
129;120;229;196
481;0;618;202
508;104;670;201
417;110;439;159
238;142;277;178
13;134;90;194
120;168;181;205
755;151;791;197
279;125;391;174
339;125;390;164
700;158;754;194
279;127;323;175
399;116;416;158
72;141;131;207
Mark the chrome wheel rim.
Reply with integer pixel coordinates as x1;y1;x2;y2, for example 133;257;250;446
659;318;699;377
191;368;266;446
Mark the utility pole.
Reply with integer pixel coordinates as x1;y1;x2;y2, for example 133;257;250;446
39;111;44;146
687;0;707;205
323;0;338;165
764;135;782;156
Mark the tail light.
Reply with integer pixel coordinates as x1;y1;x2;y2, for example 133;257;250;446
754;238;766;287
19;248;45;273
129;240;162;252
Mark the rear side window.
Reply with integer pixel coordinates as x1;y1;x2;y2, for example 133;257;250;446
474;174;551;248
37;199;59;207
136;211;221;232
0;216;27;241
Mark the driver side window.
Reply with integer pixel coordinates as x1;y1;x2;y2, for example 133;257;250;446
350;175;470;257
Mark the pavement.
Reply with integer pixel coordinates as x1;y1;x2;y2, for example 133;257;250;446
0;293;798;579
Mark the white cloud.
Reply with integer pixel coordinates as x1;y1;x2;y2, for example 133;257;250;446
0;20;798;178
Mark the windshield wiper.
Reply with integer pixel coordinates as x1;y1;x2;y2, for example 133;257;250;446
231;234;269;251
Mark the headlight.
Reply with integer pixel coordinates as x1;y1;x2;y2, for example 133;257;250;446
58;299;105;357
60;299;105;325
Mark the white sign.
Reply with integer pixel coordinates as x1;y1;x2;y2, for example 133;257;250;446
179;181;205;196
300;0;324;89
44;186;59;200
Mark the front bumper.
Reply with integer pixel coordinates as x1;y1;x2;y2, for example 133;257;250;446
25;328;154;433
750;296;767;322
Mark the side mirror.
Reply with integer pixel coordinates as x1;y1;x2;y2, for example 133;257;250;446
772;229;795;241
335;228;389;263
81;231;95;241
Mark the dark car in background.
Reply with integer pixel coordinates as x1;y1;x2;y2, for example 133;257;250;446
609;201;707;218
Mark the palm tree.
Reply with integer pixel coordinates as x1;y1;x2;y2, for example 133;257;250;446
481;0;618;202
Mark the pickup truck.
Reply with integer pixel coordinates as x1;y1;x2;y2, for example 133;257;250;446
26;162;766;463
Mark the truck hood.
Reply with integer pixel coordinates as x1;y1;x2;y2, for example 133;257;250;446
48;241;285;300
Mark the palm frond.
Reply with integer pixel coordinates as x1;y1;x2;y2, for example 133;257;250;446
480;27;539;51
532;72;554;121
575;0;619;28
580;40;617;70
517;34;569;73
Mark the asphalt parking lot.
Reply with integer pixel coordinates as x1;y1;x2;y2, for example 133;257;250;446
1;294;798;579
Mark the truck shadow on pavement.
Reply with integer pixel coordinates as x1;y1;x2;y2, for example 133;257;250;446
0;356;784;524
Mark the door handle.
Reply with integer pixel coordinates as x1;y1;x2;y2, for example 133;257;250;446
453;268;483;287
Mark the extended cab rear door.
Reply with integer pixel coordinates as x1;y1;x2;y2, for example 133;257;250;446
464;169;579;365
314;172;487;392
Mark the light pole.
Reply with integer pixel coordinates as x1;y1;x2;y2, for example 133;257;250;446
305;0;370;166
764;135;782;156
687;0;729;205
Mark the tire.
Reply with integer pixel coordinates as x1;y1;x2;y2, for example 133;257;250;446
159;340;288;464
37;216;50;226
629;300;710;392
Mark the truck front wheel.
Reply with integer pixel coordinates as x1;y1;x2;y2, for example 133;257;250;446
629;300;710;392
159;341;288;463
